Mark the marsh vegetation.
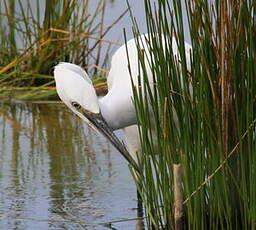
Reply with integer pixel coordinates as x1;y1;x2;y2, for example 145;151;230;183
0;0;124;99
131;0;256;229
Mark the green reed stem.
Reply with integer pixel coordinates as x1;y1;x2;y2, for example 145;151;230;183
130;0;256;229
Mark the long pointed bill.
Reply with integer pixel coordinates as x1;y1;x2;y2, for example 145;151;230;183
80;108;140;173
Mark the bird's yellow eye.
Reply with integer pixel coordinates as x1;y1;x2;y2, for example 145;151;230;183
71;102;81;110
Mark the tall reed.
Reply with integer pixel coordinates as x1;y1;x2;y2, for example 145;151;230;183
0;0;121;99
130;0;256;229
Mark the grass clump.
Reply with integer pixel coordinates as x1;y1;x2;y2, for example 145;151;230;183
130;0;256;229
0;0;123;99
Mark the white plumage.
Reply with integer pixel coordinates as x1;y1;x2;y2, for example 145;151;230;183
54;34;192;164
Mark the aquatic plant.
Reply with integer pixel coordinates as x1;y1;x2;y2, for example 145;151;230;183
131;0;256;229
0;0;122;99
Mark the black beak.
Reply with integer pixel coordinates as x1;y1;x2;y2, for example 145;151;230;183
81;109;140;173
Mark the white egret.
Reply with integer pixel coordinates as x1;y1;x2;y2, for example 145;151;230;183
54;34;192;172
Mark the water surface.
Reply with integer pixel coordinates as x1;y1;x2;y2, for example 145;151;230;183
0;102;139;230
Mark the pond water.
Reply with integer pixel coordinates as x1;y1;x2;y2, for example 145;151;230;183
1;1;149;229
0;102;142;230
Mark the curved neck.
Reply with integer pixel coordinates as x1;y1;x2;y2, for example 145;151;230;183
99;91;137;130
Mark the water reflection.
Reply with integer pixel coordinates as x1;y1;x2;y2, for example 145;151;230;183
0;102;139;230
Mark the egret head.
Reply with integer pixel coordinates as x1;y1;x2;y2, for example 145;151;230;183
54;62;108;139
54;62;99;120
54;62;140;172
